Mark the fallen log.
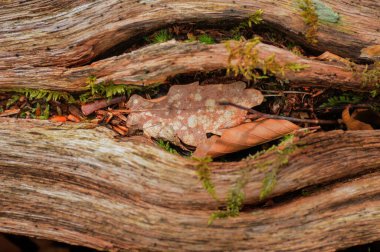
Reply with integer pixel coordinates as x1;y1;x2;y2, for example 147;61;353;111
1;0;379;70
0;41;373;92
0;118;379;251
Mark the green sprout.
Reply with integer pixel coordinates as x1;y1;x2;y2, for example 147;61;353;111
152;29;173;43
198;34;215;44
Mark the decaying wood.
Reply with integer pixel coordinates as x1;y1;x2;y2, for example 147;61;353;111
0;118;379;251
0;0;379;91
1;0;379;69
0;41;372;92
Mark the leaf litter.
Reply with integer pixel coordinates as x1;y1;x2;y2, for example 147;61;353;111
125;81;264;148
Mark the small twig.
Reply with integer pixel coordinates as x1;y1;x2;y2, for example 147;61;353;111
81;96;126;116
261;90;311;95
219;101;339;125
315;104;374;112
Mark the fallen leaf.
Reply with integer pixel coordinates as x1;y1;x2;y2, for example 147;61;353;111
313;51;351;66
67;114;81;122
0;108;20;117
193;118;300;158
342;106;373;130
68;104;84;119
360;45;380;60
126;82;264;148
351;108;380;129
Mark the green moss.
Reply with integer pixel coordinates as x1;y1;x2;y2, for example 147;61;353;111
225;37;275;82
231;9;263;38
209;177;246;225
152;29;173;43
6;94;20;108
285;63;310;72
5;88;75;103
226;38;309;82
193;156;217;200
297;0;319;45
156;139;178;155
208;135;299;224
259;135;298;200
80;76;153;102
40;103;50;120
319;93;363;108
198;34;215;44
362;62;380;96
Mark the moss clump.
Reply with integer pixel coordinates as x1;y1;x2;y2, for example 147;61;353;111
6;88;75;103
225;38;309;82
361;62;380;96
194;156;218;200
156;139;178;155
297;0;319;45
81;76;133;100
209;178;246;225
225;37;281;82
151;29;173;43
208;135;298;224
259;134;298;200
285;62;310;72
198;34;215;44
231;9;263;38
80;76;160;102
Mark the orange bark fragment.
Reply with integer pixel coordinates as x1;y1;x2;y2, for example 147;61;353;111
67;114;80;123
50;115;67;123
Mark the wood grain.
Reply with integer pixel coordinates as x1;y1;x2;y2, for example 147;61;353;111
1;0;379;69
0;41;370;91
0;118;379;251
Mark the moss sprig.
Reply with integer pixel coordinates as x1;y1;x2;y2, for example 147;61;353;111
9;88;75;103
80;76;139;102
297;0;319;45
231;9;264;38
362;61;380;96
209;179;245;225
225;38;309;82
193;156;217;200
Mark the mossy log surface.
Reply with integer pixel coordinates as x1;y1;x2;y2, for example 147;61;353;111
0;118;379;251
0;41;371;92
0;0;379;91
1;0;379;68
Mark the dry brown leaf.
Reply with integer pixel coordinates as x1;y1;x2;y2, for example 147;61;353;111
0;108;20;117
360;45;380;60
126;82;264;148
342;106;373;130
193;118;300;158
313;51;351;66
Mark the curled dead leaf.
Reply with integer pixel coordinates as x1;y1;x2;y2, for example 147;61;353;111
360;45;380;60
341;106;373;130
126;82;264;148
193;118;300;158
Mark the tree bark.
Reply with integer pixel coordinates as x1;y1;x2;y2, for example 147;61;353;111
0;0;379;91
0;41;371;92
1;1;379;251
0;118;379;251
1;0;379;68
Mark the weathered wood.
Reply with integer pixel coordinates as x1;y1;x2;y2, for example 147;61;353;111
0;118;379;251
0;41;371;92
1;0;379;69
